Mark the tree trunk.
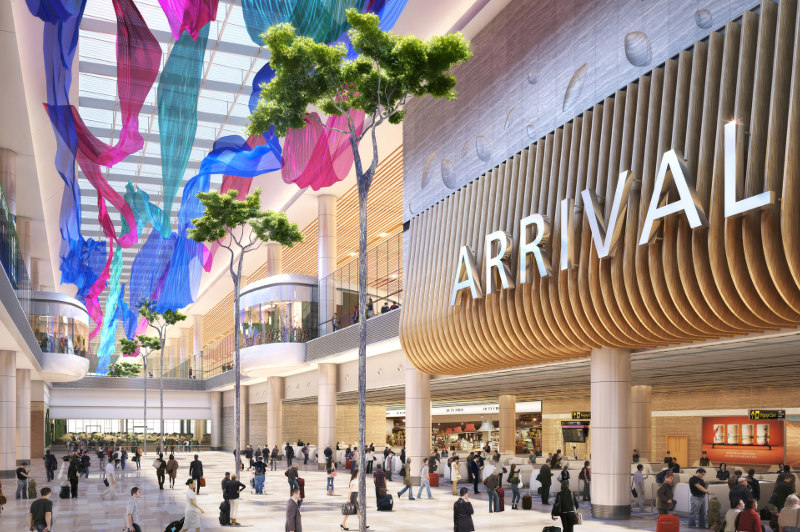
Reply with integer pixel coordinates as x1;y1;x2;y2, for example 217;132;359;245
357;186;368;532
143;356;147;457
159;340;164;454
233;255;243;474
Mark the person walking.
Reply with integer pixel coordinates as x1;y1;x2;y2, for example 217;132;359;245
67;454;79;498
125;486;142;532
224;474;246;526
483;470;500;513
98;448;107;471
155;453;167;490
775;474;796;510
341;471;360;531
397;458;416;500
43;450;57;483
133;448;142;470
579;460;591;502
121;448;128;471
302;444;309;465
286;464;299;494
385;451;394;482
285;488;303;532
451;457;461;496
373;464;387;503
166;454;179;489
16;463;30;499
508;464;521;509
326;459;337;496
417;459;433;500
688;468;714;528
551;480;580;532
180;479;204;532
633;464;647;512
454;487;475;532
100;459;116;500
656;472;676;515
80;452;90;478
253;455;267;494
28;486;53;532
189;454;203;494
285;443;295;467
271;445;279;471
539;458;553;505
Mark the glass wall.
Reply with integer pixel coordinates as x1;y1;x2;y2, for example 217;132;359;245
319;230;403;332
28;296;91;357
0;181;32;314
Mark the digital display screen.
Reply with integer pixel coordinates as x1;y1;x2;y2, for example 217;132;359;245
562;427;588;443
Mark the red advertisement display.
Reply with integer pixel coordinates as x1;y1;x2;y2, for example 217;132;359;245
701;416;784;465
787;416;800;468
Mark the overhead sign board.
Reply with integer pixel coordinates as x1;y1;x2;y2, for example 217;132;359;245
748;409;785;420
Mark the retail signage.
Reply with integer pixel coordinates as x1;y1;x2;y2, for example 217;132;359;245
571;411;590;420
749;409;785;420
451;123;775;305
386;400;541;418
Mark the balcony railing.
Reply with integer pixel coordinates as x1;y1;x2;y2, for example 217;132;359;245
0;182;32;315
318;231;403;334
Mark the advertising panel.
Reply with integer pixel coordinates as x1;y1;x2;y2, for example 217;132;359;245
786;416;800;467
701;416;784;465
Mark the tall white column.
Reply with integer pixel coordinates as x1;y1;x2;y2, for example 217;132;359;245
0;351;17;476
0;148;17;217
630;385;652;461
499;394;516;455
210;392;222;450
266;376;284;448
266;242;283;276
317;195;337;335
16;369;31;464
317;363;337;466
193;420;205;443
590;348;631;519
405;360;431;484
239;386;249;447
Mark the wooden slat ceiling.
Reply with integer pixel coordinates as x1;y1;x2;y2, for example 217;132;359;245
401;1;800;374
201;145;405;348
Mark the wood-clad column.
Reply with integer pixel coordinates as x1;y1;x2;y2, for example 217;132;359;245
590;348;631;520
210;392;222;450
317;363;337;467
630;385;652;461
266;377;284;449
192;315;201;378
404;360;431;484
317;195;337;335
499;394;516;455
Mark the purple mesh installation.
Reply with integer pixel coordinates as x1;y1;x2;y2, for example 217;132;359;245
157;0;219;41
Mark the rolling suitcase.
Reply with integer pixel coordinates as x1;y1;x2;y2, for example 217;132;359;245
522;494;533;509
377;493;394;511
164;517;184;532
495;487;505;512
59;482;70;499
346;459;352;469
656;514;680;532
219;500;231;526
297;477;305;499
542;527;561;532
429;472;439;487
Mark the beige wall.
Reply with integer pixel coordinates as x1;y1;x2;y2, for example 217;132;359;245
541;397;591;459
249;402;268;446
31;401;45;458
336;404;386;447
282;404;318;445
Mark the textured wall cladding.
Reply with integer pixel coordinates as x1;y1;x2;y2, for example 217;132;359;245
282;403;318;444
222;405;234;450
403;0;758;220
306;309;400;361
335;404;387;446
248;402;268;446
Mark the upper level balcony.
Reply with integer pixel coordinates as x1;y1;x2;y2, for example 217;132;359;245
29;292;90;382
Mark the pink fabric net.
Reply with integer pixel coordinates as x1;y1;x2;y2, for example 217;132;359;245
158;0;219;40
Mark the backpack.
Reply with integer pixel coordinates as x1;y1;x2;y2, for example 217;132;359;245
399;466;406;477
579;468;585;480
656;469;668;484
707;497;721;531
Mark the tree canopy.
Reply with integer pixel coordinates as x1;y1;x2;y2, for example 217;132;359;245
188;188;303;252
247;9;472;140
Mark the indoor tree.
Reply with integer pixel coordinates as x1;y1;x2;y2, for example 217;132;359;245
120;299;186;454
188;188;303;472
247;10;471;528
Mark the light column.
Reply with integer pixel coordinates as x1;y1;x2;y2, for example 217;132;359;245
0;148;16;217
239;386;249;448
266;376;284;448
193;420;205;443
266;242;283;276
498;394;516;455
630;385;652;461
317;363;337;467
317;194;337;335
590;348;631;520
16;369;31;464
404;360;431;484
210;392;222;450
192;316;201;378
0;351;17;476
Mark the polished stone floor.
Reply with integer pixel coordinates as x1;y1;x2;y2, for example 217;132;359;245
0;451;672;531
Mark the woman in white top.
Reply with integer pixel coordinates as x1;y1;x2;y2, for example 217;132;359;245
341;471;361;531
451;457;461;496
181;479;204;532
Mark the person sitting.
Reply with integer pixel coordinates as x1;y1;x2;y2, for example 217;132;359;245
724;499;744;532
734;499;762;532
778;494;800;532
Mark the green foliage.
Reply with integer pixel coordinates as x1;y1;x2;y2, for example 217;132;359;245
247;9;471;138
107;362;141;377
188;188;303;249
139;299;187;327
119;299;186;359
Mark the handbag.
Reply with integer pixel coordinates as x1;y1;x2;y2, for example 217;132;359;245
199;477;206;487
572;510;583;525
103;478;109;487
631;479;637;498
152;459;160;469
341;502;358;515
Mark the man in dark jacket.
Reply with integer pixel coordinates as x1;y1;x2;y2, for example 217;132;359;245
43;450;57;482
285;443;295;467
155;453;166;490
285;488;302;532
539;459;553;504
729;476;752;509
745;469;760;502
286;465;299;494
271;446;279;471
484;470;500;513
775;475;796;509
454;487;475;532
373;464;387;505
656;472;676;515
470;456;481;495
189;455;204;494
67;454;80;498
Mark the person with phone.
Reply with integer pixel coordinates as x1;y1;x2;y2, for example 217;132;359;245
454;487;475;532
